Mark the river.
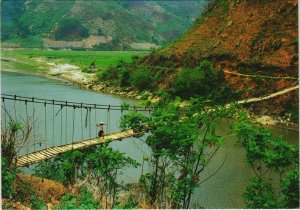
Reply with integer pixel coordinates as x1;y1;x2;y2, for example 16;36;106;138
1;71;298;208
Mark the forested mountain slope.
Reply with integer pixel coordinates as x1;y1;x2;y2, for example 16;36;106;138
101;0;298;116
143;0;298;114
1;0;206;50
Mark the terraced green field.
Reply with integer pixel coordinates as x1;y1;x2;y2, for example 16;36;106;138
2;50;150;72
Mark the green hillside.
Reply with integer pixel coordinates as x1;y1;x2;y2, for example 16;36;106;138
1;0;207;50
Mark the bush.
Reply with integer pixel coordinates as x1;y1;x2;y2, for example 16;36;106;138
174;60;222;98
33;159;66;184
98;66;119;80
54;187;99;209
1;157;16;198
130;69;154;91
120;68;131;87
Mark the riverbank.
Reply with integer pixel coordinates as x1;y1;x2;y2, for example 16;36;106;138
1;50;148;98
1;52;298;131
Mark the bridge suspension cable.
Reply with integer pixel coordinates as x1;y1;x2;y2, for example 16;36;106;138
1;93;152;165
1;94;153;112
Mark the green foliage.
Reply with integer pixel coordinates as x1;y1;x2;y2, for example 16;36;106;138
2;1;204;49
280;168;299;208
82;67;93;73
100;66;120;80
114;196;139;209
120;112;149;133
1;120;26;198
55;187;98;209
217;0;230;14
33;159;67;184
55;194;78;209
121;102;130;111
174;60;232;102
130;69;154;91
1;157;16;198
155;89;172;101
140;92;150;100
35;144;138;208
119;68;131;87
233;121;297;168
244;177;278;208
54;187;98;209
233;120;299;208
30;197;46;210
34;150;84;185
121;97;236;208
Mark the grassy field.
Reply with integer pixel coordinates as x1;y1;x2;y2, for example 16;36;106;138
1;50;150;73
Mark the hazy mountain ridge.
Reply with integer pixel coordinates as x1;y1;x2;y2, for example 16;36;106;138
1;0;207;50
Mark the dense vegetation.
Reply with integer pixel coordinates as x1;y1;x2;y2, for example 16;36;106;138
233;117;299;208
1;0;206;49
3;94;298;208
1;0;298;209
33;144;138;208
98;59;241;104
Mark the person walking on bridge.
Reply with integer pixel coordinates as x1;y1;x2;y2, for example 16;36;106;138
97;122;105;138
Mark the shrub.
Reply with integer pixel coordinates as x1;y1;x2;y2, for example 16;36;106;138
55;187;99;209
1;157;16;198
174;60;222;98
98;66;119;80
33;159;66;184
119;68;131;87
130;69;154;91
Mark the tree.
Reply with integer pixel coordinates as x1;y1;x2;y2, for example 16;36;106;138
130;69;154;91
1;108;33;198
173;60;224;99
120;96;236;208
233;118;299;208
34;143;139;208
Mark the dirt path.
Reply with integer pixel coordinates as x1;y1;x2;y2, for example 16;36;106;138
224;69;298;80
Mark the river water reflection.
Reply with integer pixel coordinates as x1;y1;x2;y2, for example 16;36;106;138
1;71;298;208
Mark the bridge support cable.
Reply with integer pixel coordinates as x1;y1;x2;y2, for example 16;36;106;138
107;105;111;134
65;101;68;146
2;99;7;130
1;94;153;112
25;100;29;156
44;102;47;149
32;97;36;152
14;95;17;120
60;104;63;146
94;104;97;137
89;107;92;140
80;104;84;140
52;100;55;147
71;106;76;149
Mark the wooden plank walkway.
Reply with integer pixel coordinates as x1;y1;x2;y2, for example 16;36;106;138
16;129;135;167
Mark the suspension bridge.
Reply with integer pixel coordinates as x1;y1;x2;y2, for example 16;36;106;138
1;94;152;167
2;84;298;167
